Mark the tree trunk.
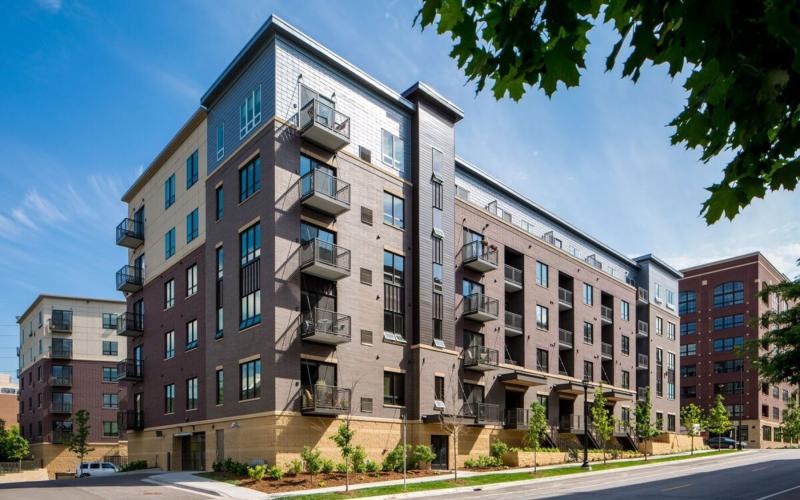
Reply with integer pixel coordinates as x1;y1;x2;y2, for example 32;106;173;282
690;435;694;455
534;448;537;474
453;432;458;481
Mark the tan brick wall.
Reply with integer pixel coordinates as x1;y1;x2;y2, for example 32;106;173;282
31;442;127;479
0;468;48;483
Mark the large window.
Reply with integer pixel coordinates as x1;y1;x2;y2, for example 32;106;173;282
536;304;549;330
240;222;261;266
680;365;696;378
384;251;405;341
186;150;198;189
714;314;744;330
714;359;744;374
216;369;224;405
656;316;663;335
165;174;175;209
165;228;175;259
239;359;261;400
186;208;199;243
186;264;198;297
583;360;594;382
102;313;117;330
186;377;198;410
164;331;175;359
215;185;224;221
239;86;261;138
102;341;118;356
103;421;118;437
667;352;676;400
239;156;261;202
536;348;549;372
216;124;224;160
583;283;593;306
186;320;198;350
621;370;630;389
667;322;676;340
240;223;261;330
383;192;404;229
713;336;744;352
164;384;175;414
715;381;744;395
535;261;549;287
583;322;594;344
714;281;744;308
164;279;175;309
383;371;405;406
381;129;404;172
216;246;224;339
102;367;117;382
102;393;118;409
679;291;696;315
680;343;697;357
621;300;630;321
680;322;697;336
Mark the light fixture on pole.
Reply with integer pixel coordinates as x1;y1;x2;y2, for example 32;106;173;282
582;374;592;470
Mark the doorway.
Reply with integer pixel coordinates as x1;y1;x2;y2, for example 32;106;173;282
179;432;206;471
430;435;449;470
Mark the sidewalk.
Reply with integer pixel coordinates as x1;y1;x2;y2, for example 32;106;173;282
146;449;742;499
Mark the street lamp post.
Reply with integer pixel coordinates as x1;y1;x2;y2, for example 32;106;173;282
737;363;744;450
582;375;591;470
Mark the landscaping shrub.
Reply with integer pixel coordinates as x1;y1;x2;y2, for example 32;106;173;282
321;458;335;473
381;444;408;472
247;464;267;481
364;459;379;473
267;465;284;480
212;458;249;476
382;444;436;471
120;460;148;472
464;455;502;468
335;462;349;473
412;445;436;469
490;439;509;459
287;459;303;476
300;446;323;475
351;445;367;473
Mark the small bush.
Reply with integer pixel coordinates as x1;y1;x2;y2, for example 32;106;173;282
120;460;148;472
412;445;436;469
490;439;509;459
213;458;249;476
335;462;349;473
351;446;367;473
267;465;283;480
381;445;407;472
320;458;335;473
287;459;303;476
301;446;323;475
464;455;501;468
365;459;379;473
247;465;267;481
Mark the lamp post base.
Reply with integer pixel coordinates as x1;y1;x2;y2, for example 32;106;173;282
581;460;591;470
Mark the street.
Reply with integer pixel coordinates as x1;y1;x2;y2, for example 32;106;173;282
431;449;800;499
0;471;207;500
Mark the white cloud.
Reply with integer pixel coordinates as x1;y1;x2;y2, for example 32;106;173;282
35;0;61;12
11;208;37;231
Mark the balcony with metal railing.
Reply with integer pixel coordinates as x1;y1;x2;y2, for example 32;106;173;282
299;98;351;151
299;168;351;216
504;264;523;292
637;387;649;400
637;320;649;337
300;385;351;416
463;293;499;322
49;373;72;387
118;410;144;431
117;359;143;381
52;430;73;444
559;328;574;349
300;239;351;280
116;265;143;293
300;308;351;345
462;402;502;425
601;341;613;359
463;345;499;371
116;218;144;248
463;240;498;273
637;287;649;304
117;312;144;338
637;353;649;369
49;401;73;414
559;414;585;433
558;288;573;310
600;305;613;324
504;310;523;336
505;407;530;430
49;342;72;360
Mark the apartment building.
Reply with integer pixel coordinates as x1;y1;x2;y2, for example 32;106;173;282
16;295;126;476
0;374;19;427
116;15;682;471
680;253;798;448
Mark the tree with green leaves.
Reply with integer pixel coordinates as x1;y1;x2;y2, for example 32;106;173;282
417;1;800;223
782;398;800;443
525;400;549;473
590;386;615;464
706;394;733;451
680;403;705;455
330;422;355;491
68;409;94;471
635;388;660;461
0;424;30;466
754;266;800;386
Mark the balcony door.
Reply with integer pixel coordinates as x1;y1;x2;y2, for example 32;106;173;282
462;279;483;297
133;206;144;231
300;155;336;199
301;276;337;334
300;85;334;126
301;360;337;388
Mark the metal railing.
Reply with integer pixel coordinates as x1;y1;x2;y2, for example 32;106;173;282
49;311;73;332
299;98;351;140
637;353;649;368
0;460;41;474
560;414;583;431
601;305;613;322
300;238;351;273
505;310;523;331
463;345;499;368
558;287;573;306
637;320;649;335
118;410;144;431
116;265;143;289
117;359;143;379
299;168;351;206
49;402;73;414
637;387;648;400
559;328;574;347
504;264;523;286
49;374;72;387
117;312;144;336
49;343;72;359
116;217;143;243
463;240;498;267
300;385;351;413
464;293;499;318
462;402;502;423
506;407;529;427
300;308;351;341
601;342;613;357
637;287;649;303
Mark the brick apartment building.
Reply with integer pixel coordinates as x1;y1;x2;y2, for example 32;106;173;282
0;374;19;428
679;252;798;448
16;295;127;476
115;15;682;471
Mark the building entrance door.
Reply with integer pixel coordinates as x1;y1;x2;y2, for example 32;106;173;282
430;435;449;470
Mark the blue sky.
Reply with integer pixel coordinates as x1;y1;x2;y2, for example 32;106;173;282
0;0;797;376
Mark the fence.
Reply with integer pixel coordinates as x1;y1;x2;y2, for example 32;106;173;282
0;460;41;474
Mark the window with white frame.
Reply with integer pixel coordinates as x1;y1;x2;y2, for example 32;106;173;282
216;124;224;160
381;129;404;172
239;86;261;138
186;264;198;297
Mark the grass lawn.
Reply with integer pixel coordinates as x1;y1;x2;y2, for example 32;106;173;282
284;450;738;499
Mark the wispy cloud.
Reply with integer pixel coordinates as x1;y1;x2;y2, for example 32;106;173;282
35;0;62;13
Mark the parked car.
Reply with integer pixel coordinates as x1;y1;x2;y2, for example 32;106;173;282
705;436;746;449
76;461;119;477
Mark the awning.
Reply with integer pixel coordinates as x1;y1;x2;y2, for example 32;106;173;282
498;371;547;387
604;389;635;402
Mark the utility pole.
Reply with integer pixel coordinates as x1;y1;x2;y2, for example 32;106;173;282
582;375;591;470
402;409;407;491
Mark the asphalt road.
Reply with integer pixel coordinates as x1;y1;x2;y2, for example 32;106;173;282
432;449;800;500
0;471;207;500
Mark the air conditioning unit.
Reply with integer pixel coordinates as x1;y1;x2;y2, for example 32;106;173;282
433;338;446;349
433;400;446;411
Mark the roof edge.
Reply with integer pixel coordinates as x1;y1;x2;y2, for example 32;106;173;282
18;294;125;324
633;254;683;279
402;81;464;122
680;251;791;281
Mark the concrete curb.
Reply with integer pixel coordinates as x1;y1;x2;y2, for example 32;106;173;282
143;475;225;498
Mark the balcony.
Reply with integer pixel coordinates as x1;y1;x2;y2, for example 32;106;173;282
637;287;649;304
300;239;351;280
558;288;573;310
601;342;613;359
600;305;613;324
52;430;73;444
49;344;72;360
462;402;502;425
463;293;499;322
49;375;72;387
49;402;72;414
559;414;585;433
637;320;649;337
505;408;530;430
462;241;498;273
300;308;351;345
300;385;351;416
637;354;649;370
49;313;73;333
504;265;523;292
299;98;351;151
116;265;143;293
637;387;649;401
559;328;574;349
504;310;523;336
463;345;499;371
299;168;351;216
117;359;143;381
118;410;144;431
116;312;144;338
116;218;144;249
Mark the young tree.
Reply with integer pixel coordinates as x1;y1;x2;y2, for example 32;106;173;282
68;409;94;469
0;425;30;467
525;400;549;473
754;268;800;386
706;395;733;451
635;388;660;461
782;398;800;443
330;422;355;492
680;404;705;455
417;1;800;223
439;365;466;480
590;386;615;464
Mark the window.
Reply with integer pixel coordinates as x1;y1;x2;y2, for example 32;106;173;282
239;86;261;138
240;222;261;266
165;174;175;209
714;314;744;330
680;365;696;378
384;251;406;342
164;279;175;309
186;264;198;296
216;124;224;160
432;147;443;177
655;283;662;302
239;359;261;400
679;291;696;315
715;381;744;395
102;313;117;330
383;371;405;406
536;348;549;372
667;352;676;400
165;228;176;259
537;395;550;418
762;425;772;442
583;322;594;344
714;359;744;374
164;384;175;414
186;377;198;410
713;336;743;352
215;185;224;221
383;192;404;229
682;385;697;398
680;322;697;336
583;361;593;381
103;393;118;409
434;376;445;402
186;208;199;243
772;385;779;398
103;421;118;437
656;348;664;397
667;322;676;340
621;335;630;355
680;343;697;356
783;389;790;401
381;129;404;172
667;414;676;432
666;289;675;308
216;247;224;339
655;412;663;430
102;367;117;382
240;223;261;330
102;341;118;356
714;281;744;308
621;370;630;389
239;156;261;202
164;331;175;359
621;301;630;321
536;261;549;287
656;316;663;336
762;404;770;417
216;369;224;405
583;283;593;306
536;305;549;330
186;150;198;189
186;320;198;350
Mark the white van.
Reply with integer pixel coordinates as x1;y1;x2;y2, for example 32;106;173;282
76;461;119;477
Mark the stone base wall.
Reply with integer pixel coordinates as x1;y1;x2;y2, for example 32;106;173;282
31;442;127;479
639;432;705;455
0;468;48;483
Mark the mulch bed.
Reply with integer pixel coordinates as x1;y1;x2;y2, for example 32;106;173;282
205;469;443;493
